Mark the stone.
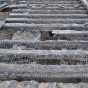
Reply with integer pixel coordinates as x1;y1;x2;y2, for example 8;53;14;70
12;31;41;41
0;80;16;88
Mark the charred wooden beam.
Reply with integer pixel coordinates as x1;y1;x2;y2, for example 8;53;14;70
12;9;87;13
0;49;88;64
6;18;88;24
0;63;87;82
0;40;88;50
52;30;88;40
7;4;27;9
3;23;88;31
9;13;88;17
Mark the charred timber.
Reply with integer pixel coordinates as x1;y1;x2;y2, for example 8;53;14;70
0;64;87;82
0;49;88;64
0;40;88;50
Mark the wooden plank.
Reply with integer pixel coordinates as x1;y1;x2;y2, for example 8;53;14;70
51;30;88;40
3;23;87;31
0;49;88;64
52;30;88;34
7;4;27;9
9;13;88;17
6;18;88;23
0;40;88;50
24;0;81;4
12;9;87;14
12;9;86;11
0;63;87;82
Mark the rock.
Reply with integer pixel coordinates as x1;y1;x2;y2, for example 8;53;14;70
56;83;88;88
12;31;41;41
39;83;48;88
48;82;57;88
0;80;16;88
39;82;57;88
